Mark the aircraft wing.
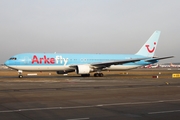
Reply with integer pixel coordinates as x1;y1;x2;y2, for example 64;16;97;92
90;57;150;68
145;56;174;62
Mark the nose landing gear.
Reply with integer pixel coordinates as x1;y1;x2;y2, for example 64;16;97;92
18;70;23;78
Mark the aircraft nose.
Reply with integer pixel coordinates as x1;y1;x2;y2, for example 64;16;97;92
4;60;9;66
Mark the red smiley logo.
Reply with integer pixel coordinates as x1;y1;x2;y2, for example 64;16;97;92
145;42;156;53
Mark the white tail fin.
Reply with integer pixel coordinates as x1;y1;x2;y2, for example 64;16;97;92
136;31;161;57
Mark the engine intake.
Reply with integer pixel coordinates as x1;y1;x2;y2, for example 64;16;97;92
76;65;91;74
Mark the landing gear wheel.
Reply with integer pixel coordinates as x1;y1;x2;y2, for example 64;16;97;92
94;73;98;77
19;75;23;78
99;73;104;77
94;73;104;77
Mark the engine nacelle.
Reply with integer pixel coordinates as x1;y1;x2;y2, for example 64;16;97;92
76;65;91;74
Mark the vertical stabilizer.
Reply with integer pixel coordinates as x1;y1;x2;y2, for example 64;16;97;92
136;31;161;57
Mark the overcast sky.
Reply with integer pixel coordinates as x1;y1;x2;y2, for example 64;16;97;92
0;0;179;63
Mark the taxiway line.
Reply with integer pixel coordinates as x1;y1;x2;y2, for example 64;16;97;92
66;117;90;120
148;109;180;114
1;99;180;113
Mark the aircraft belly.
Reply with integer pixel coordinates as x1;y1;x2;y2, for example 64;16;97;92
7;65;72;71
104;65;140;71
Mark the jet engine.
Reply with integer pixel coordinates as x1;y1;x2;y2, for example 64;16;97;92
76;65;91;74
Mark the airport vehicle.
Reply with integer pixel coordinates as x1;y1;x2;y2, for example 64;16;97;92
4;31;173;78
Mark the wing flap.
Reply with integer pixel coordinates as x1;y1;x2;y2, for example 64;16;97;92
145;56;174;62
91;57;150;68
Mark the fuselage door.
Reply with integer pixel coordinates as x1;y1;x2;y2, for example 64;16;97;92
24;57;30;65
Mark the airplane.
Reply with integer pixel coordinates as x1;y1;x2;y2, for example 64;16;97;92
159;63;180;68
170;63;180;68
4;31;174;78
144;63;159;68
159;64;171;68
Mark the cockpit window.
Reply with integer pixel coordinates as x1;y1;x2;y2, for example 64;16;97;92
9;57;17;60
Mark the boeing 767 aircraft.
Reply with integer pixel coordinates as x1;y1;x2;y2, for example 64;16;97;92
5;31;173;78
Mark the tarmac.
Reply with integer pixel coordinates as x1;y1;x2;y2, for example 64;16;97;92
0;69;180;120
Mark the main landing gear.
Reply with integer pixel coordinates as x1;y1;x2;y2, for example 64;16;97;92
81;73;104;77
18;70;23;78
94;73;104;77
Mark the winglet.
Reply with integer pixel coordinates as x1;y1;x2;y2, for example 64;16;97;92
136;31;161;57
